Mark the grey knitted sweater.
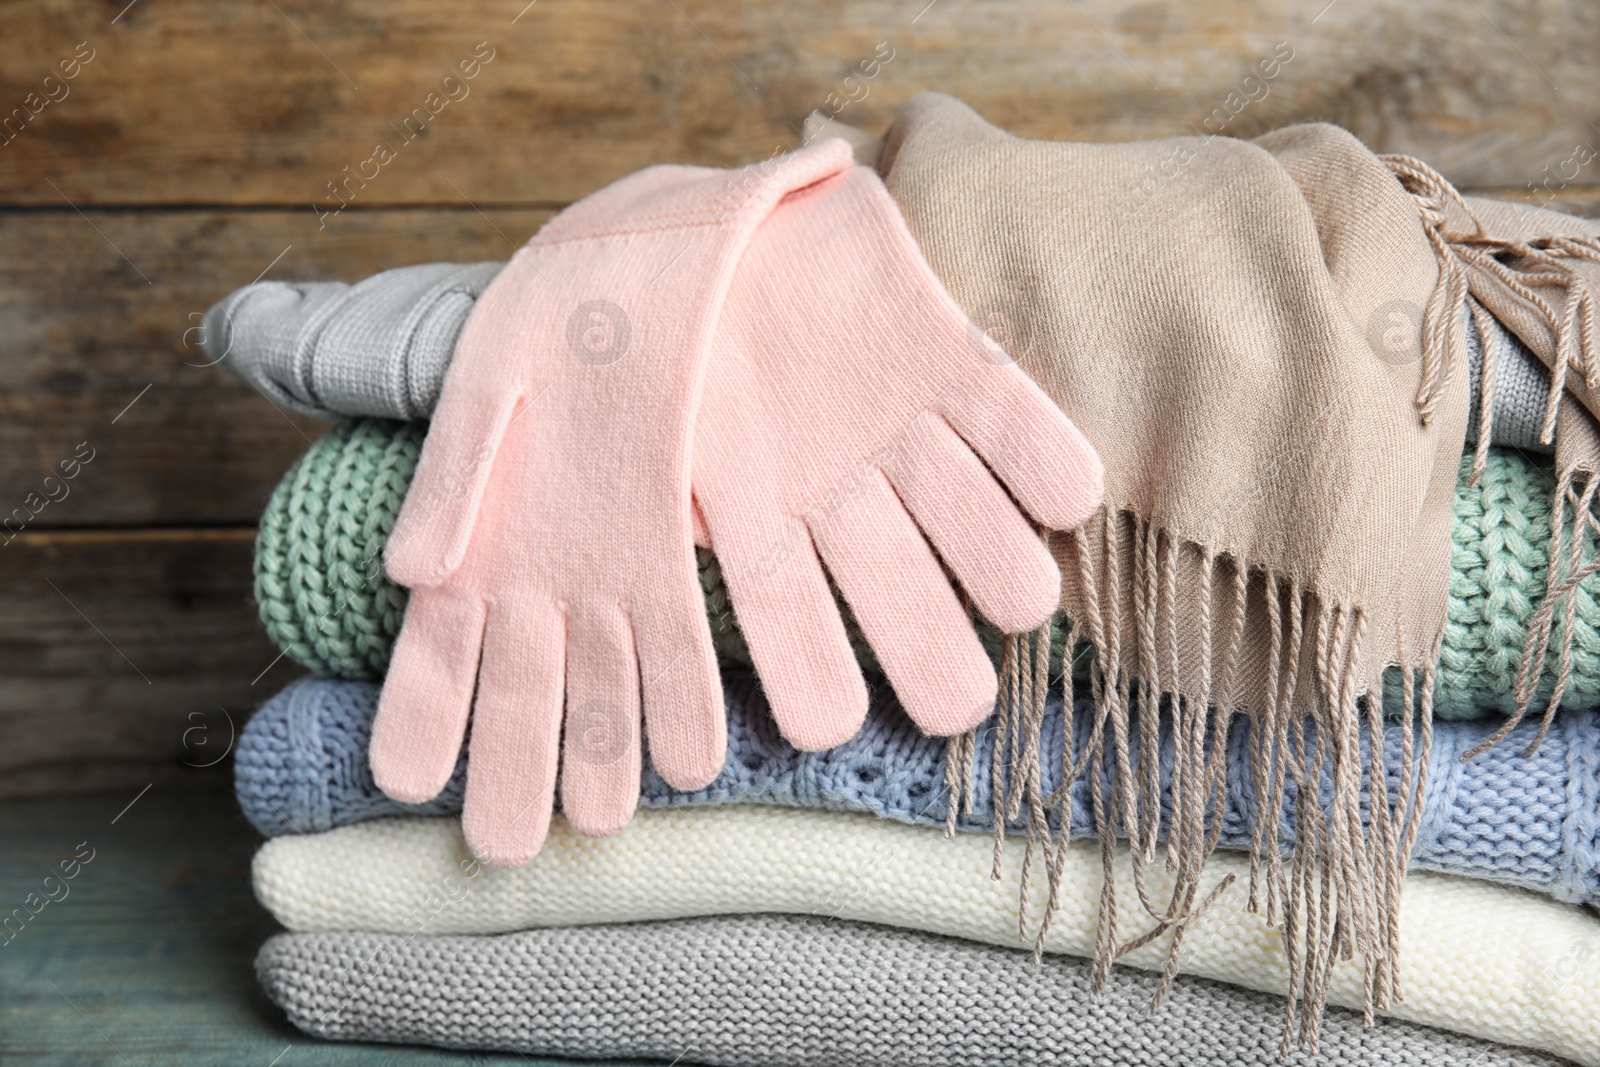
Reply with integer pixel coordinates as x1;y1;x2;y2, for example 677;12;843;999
257;914;1574;1066
206;262;500;421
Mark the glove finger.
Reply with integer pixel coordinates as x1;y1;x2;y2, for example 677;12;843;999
882;411;1062;633
634;557;726;791
460;595;565;867
714;516;869;751
809;466;997;737
939;362;1105;532
384;381;524;588
370;587;487;804
559;602;643;838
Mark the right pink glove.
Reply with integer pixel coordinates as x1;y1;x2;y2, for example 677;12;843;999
693;165;1103;749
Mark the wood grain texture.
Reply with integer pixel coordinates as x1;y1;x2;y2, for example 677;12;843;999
0;529;302;799
3;0;1600;801
0;207;551;528
0;0;1596;207
1;180;1591;534
1476;184;1600;221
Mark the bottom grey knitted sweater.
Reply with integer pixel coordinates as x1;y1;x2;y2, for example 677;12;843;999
258;914;1572;1067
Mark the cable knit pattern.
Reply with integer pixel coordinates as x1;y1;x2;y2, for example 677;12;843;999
254;419;420;680
257;915;1575;1066
250;807;1600;1066
1435;443;1600;715
236;673;1600;905
256;419;1595;718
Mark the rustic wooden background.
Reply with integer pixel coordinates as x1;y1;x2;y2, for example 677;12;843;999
3;0;1598;798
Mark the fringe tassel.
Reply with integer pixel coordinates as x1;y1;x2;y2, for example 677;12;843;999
1385;152;1600;733
943;508;1438;1054
1470;302;1498;487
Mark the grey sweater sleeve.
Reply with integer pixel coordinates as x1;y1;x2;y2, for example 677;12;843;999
206;261;502;420
256;914;1571;1067
212;259;1557;453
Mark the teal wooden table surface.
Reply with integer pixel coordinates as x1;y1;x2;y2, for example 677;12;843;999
0;789;668;1067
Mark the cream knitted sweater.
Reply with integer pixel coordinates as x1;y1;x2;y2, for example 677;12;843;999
253;806;1600;1065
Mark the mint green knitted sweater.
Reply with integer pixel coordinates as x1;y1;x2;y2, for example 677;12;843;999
255;419;1600;720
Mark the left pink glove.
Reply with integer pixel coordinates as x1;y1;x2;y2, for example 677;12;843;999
371;141;855;865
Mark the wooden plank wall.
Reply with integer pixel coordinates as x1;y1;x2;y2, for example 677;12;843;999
2;0;1597;797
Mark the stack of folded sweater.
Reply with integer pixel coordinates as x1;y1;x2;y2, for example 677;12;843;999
221;94;1600;1065
241;424;1600;1064
245;687;1600;1066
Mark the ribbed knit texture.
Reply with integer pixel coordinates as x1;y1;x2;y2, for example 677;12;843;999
257;419;1599;719
1466;296;1556;451
257;915;1575;1066
236;672;1600;906
206;262;503;420
250;806;1600;1065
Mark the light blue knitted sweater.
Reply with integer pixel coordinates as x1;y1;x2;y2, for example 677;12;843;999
236;673;1600;907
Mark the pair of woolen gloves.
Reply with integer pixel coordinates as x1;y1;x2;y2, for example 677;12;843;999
238;139;1105;865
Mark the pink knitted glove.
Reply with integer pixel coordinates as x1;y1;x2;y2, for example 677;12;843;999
371;141;854;865
694;167;1103;747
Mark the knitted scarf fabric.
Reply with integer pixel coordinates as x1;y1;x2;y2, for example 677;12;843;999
236;673;1600;907
250;807;1600;1066
256;915;1575;1067
254;418;1600;719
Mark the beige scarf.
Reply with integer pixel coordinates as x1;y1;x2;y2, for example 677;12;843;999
810;92;1600;1050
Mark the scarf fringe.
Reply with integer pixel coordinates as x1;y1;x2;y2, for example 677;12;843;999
946;512;1437;1055
1382;153;1600;738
